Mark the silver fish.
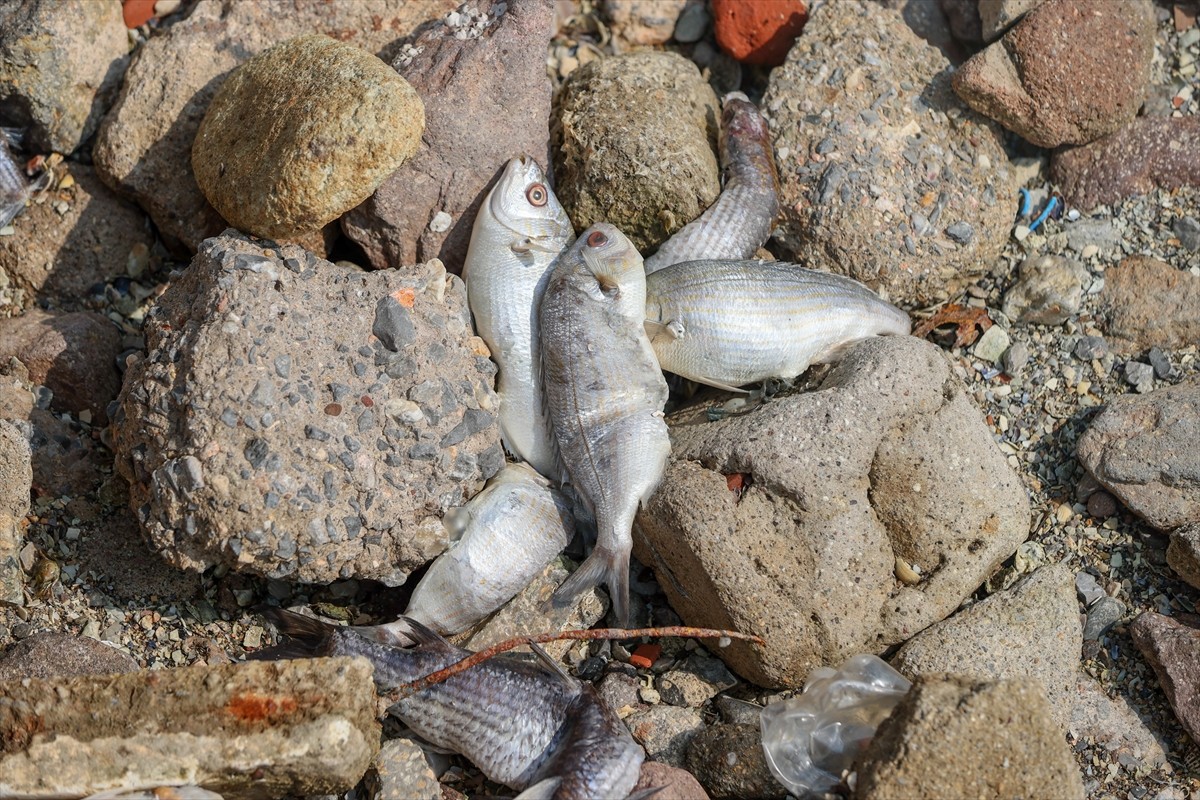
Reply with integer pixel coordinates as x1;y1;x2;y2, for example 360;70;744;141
464;155;574;480
644;259;912;390
0;131;30;229
375;463;574;639
643;93;780;274
539;224;671;625
262;609;645;800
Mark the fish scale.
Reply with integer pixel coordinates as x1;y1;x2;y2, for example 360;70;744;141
645;259;912;389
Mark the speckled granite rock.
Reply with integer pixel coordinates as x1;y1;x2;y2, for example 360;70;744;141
601;0;688;46
0;163;154;310
625;704;705;767
112;230;503;584
344;0;556;272
634;762;711;800
553;51;719;253
1050;118;1200;212
192;35;423;243
0;632;139;680
364;738;440;800
1131;613;1200;747
1077;378;1200;531
93;0;454;255
1096;256;1200;355
1001;254;1089;326
952;0;1155;148
765;0;1012;307
1168;524;1200;591
686;723;785;799
0;419;30;607
0;0;128;154
890;564;1079;729
855;675;1084;800
635;336;1031;687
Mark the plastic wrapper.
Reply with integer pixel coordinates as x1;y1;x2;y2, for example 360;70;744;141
760;653;911;796
0;129;30;229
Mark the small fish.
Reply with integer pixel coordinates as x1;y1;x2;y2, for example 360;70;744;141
644;259;911;390
539;224;671;625
0;131;31;229
464;155;574;480
643;93;780;274
260;609;645;800
368;463;575;640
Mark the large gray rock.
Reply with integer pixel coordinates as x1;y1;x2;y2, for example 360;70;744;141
1096;256;1200;355
1131;612;1200;747
765;0;1012;308
0;657;379;797
635;336;1031;688
0;0;128;154
111;231;503;584
0;163;154;310
0;419;30;607
1076;378;1200;531
553;51;719;254
1050;118;1200;212
952;0;1155;148
344;0;556;272
192;34;423;244
93;0;455;255
855;675;1085;800
1168;524;1200;591
890;564;1079;730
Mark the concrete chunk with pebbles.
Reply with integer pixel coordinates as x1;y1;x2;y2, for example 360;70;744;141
111;230;503;584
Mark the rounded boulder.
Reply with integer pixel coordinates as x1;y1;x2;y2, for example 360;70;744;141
192;34;423;243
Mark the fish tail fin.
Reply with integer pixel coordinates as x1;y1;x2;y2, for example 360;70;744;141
248;608;338;661
550;546;631;627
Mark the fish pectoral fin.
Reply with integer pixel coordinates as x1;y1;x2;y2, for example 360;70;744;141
643;318;684;344
692;375;750;394
386;615;459;654
514;777;562;800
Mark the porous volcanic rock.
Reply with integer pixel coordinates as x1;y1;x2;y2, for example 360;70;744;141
952;0;1155;148
1131;612;1200;746
192;35;423;243
1096;256;1200;354
1168;524;1200;591
765;0;1013;307
93;0;455;255
553;51;720;254
1077;378;1200;531
112;231;503;584
635;335;1031;687
0;0;128;154
343;0;556;272
855;675;1085;800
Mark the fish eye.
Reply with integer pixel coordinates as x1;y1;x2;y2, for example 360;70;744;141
525;183;548;207
586;230;608;247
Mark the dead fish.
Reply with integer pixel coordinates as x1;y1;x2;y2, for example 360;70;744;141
464;155;574;480
260;609;645;800
643;93;780;274
0;130;31;229
367;463;574;640
539;224;671;625
644;259;911;390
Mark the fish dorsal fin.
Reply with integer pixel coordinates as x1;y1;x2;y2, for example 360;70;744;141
514;777;562;800
529;642;575;688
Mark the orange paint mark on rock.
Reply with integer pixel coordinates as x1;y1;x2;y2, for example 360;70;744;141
712;0;808;67
225;692;299;723
392;287;416;308
123;0;156;28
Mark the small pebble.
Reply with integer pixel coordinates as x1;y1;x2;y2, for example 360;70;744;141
429;211;452;233
1086;490;1118;519
1073;335;1108;361
1123;361;1155;392
630;643;661;669
1082;596;1125;640
1075;572;1106;606
1147;347;1172;379
1002;340;1030;375
972;325;1011;364
1173;215;1200;251
673;3;709;42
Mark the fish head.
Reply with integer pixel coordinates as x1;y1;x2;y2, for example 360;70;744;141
487;155;574;256
571;223;648;318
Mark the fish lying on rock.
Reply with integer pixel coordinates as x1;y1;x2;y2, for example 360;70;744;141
539;223;671;626
642;92;780;274
258;609;646;800
364;462;574;640
644;259;912;390
464;155;574;480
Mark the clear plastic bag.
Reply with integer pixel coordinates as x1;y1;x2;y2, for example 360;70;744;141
760;653;911;796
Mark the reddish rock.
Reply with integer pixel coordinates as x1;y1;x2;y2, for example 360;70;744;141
635;762;712;800
1131;612;1200;746
712;0;808;66
952;0;1155;148
1167;524;1200;591
0;632;140;681
0;310;121;424
122;0;155;27
1097;256;1200;354
1051;117;1200;212
342;0;556;272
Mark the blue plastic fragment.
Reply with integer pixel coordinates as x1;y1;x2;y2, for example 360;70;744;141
1017;187;1033;218
1028;195;1059;232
